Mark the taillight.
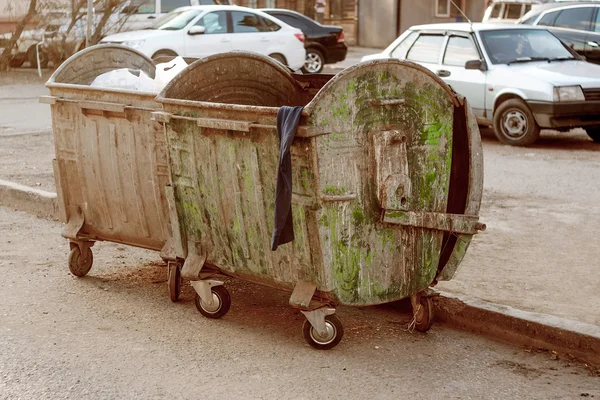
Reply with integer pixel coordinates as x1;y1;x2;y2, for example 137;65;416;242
337;32;345;43
294;32;305;43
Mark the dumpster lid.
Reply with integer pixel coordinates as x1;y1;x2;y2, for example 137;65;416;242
48;44;156;86
157;51;306;108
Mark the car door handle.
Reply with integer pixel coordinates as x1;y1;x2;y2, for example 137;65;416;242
587;41;599;48
436;70;451;77
147;15;156;19
220;38;231;43
260;37;270;42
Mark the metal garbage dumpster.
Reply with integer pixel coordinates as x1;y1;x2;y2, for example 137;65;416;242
155;52;484;349
41;45;178;292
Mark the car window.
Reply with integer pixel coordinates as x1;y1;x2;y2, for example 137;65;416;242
538;10;559;26
524;4;531;14
553;7;594;31
123;0;155;14
505;4;522;19
231;11;267;33
390;31;418;59
520;13;539;25
596;8;600;32
272;14;309;30
152;9;201;30
161;0;189;13
194;11;227;34
490;4;502;18
262;17;281;32
406;34;444;64
443;36;480;67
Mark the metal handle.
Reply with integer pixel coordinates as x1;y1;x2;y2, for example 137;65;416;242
148;15;156;19
587;41;599;48
436;70;451;78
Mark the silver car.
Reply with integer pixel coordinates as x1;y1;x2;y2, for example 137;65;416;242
362;23;600;146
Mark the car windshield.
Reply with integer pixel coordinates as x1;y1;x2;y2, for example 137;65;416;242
480;29;576;65
151;9;201;30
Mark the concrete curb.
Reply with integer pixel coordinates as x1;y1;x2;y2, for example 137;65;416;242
434;291;600;366
1;179;599;365
0;179;59;220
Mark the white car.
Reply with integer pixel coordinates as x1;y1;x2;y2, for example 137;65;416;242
101;5;307;70
362;23;600;146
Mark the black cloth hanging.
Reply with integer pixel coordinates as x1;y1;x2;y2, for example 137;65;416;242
271;106;304;251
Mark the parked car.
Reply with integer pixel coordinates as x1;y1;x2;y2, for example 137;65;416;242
101;5;306;70
482;0;541;24
362;23;600;146
261;8;346;73
110;0;233;34
518;2;600;64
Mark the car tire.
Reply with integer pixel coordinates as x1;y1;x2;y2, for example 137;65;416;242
302;48;324;74
269;53;287;67
152;50;178;62
585;127;600;143
9;56;25;68
27;46;48;69
493;98;540;146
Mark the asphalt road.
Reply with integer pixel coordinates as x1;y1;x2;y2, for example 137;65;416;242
1;207;599;399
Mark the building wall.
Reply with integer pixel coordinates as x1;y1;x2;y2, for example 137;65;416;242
358;0;396;48
399;0;487;36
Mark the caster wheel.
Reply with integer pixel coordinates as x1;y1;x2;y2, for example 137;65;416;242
302;314;344;350
413;296;434;332
168;263;181;302
194;285;230;319
68;246;93;277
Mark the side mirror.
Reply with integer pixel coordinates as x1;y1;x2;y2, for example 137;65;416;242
188;26;205;35
465;59;485;71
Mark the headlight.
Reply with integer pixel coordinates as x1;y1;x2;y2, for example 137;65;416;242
122;39;145;50
553;86;585;102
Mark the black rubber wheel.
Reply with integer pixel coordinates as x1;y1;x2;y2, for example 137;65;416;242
151;50;178;62
302;314;344;350
585;127;600;143
493;98;540;146
68;246;93;277
413;297;434;333
9;56;25;68
302;48;324;74
269;53;287;66
194;285;231;319
168;263;181;303
27;46;48;68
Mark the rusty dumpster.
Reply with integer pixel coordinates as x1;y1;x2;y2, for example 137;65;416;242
154;52;484;349
41;45;177;289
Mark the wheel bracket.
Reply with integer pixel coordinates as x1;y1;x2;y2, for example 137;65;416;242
191;280;224;307
301;307;335;337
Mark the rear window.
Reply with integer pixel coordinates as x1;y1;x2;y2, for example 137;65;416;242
161;0;190;13
490;4;502;18
231;11;268;33
263;17;281;32
406;34;444;64
390;31;418;59
553;7;594;31
505;4;522;19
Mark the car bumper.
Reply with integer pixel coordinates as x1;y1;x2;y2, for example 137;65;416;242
527;100;600;129
324;44;347;64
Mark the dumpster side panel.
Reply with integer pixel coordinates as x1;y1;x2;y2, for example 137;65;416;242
165;107;319;288
310;63;455;305
50;88;170;251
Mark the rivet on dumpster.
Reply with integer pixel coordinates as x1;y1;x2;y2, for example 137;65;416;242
153;51;484;349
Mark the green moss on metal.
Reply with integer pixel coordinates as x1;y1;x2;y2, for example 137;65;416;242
323;186;348;195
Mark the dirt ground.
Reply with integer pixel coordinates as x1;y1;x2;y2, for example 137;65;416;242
1;206;599;399
1;71;599;329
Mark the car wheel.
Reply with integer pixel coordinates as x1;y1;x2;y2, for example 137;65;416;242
28;47;48;68
493;98;540;146
585;127;600;143
269;53;287;67
302;48;324;74
152;50;178;63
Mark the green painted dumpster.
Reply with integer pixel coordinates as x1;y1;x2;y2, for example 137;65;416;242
40;45;180;292
154;52;484;349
